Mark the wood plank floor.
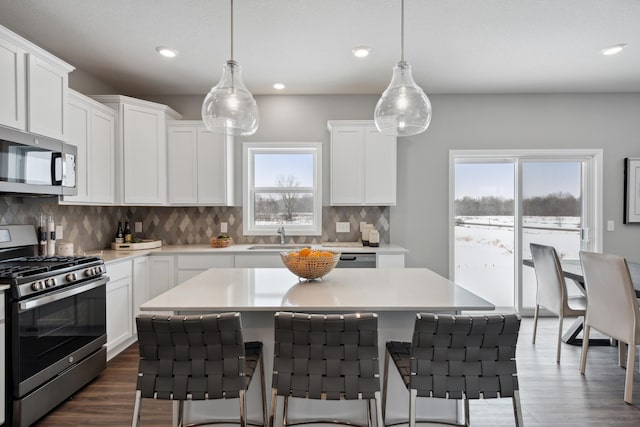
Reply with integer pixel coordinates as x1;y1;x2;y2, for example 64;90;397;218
34;317;640;426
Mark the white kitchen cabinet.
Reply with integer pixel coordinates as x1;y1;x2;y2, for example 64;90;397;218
61;90;115;204
132;256;149;333
148;255;176;298
376;253;405;268
176;254;234;283
328;120;397;205
234;253;283;268
91;95;181;205
167;121;235;205
0;289;5;425
0;25;73;140
105;259;133;360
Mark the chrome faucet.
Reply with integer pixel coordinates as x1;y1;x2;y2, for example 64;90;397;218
277;226;286;245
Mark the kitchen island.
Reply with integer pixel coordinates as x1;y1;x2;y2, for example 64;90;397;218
140;268;494;426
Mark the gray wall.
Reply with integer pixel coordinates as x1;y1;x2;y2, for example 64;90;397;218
145;93;640;275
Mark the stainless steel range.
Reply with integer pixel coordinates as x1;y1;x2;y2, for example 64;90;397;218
1;225;108;427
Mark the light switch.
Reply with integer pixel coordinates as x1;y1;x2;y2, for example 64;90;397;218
607;220;615;231
135;222;143;233
221;222;228;233
336;222;350;233
55;225;63;240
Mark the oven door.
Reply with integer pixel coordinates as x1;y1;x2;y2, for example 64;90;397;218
11;277;107;397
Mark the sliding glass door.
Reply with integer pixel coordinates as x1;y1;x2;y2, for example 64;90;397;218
450;150;602;312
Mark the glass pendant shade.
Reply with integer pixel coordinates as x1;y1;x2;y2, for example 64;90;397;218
374;60;432;137
202;60;259;136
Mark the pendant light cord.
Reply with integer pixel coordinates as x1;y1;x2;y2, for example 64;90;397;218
230;0;234;61
400;0;404;62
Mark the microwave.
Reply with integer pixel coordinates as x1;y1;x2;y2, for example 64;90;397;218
0;126;76;196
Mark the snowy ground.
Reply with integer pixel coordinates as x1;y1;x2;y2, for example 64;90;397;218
454;216;581;308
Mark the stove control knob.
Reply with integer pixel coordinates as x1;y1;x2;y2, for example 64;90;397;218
84;268;94;277
95;265;103;274
46;278;56;288
31;281;44;291
66;273;77;282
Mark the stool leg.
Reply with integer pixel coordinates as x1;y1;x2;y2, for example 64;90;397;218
268;389;278;427
131;390;142;427
366;398;372;427
259;354;267;426
374;391;384;427
382;349;390;422
409;389;417;427
513;390;524;427
283;396;289;427
240;390;247;427
464;399;470;427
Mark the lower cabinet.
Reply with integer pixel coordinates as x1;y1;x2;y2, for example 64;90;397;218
376;253;405;268
234;253;283;268
148;256;176;298
132;257;149;333
177;254;234;283
105;259;133;360
1;289;5;425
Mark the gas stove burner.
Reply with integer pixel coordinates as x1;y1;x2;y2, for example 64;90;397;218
0;265;49;279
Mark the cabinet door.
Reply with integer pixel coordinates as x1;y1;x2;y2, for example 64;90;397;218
364;128;396;205
0;36;25;130
167;126;198;204
197;129;232;204
330;127;364;205
132;257;149;333
106;276;133;356
90;107;116;204
234;254;283;268
122;103;166;204
64;96;91;202
148;256;175;298
27;54;68;140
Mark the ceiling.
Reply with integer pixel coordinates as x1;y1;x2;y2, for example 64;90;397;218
1;0;639;96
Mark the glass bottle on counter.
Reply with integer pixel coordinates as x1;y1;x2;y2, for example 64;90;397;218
124;221;132;243
37;213;47;256
115;221;124;244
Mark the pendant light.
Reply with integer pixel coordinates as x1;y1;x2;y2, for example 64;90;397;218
202;0;259;136
374;0;431;137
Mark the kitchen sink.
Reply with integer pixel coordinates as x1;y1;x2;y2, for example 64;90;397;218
247;245;309;250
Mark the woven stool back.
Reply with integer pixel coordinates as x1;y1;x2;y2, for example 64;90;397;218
410;313;520;400
272;312;380;400
136;312;252;400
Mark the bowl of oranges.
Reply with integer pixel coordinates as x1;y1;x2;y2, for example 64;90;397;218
280;247;341;280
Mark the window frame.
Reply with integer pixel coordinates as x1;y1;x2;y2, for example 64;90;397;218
243;142;323;236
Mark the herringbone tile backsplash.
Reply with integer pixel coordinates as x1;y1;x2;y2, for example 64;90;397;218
0;197;389;254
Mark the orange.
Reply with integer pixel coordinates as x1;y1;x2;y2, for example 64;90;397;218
298;247;311;257
320;251;333;257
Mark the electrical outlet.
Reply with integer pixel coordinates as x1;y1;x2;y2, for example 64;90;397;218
336;222;350;233
221;222;228;233
55;225;63;240
135;222;143;233
607;220;615;231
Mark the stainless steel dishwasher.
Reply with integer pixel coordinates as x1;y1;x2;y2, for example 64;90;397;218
335;253;377;268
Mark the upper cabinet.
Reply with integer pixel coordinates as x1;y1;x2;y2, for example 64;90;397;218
91;95;182;205
0;25;73;140
61;90;116;205
167;121;235;206
327;120;397;206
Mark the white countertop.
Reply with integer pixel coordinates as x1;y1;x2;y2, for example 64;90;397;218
0;284;9;292
140;267;494;312
101;243;407;263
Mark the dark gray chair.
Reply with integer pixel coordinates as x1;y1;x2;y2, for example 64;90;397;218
270;312;383;427
384;313;523;427
132;313;266;427
530;243;586;363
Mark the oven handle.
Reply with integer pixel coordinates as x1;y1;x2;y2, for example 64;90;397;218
18;276;109;312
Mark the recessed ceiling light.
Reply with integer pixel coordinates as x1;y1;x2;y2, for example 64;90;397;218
273;83;285;90
601;43;627;56
156;46;178;58
352;46;371;58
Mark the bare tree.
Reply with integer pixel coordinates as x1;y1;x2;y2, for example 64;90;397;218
276;174;300;221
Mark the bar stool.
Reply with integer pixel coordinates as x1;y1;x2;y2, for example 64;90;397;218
383;313;523;427
269;311;383;427
132;312;266;427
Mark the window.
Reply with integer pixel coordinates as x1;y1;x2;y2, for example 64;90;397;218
449;149;603;312
243;142;322;236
